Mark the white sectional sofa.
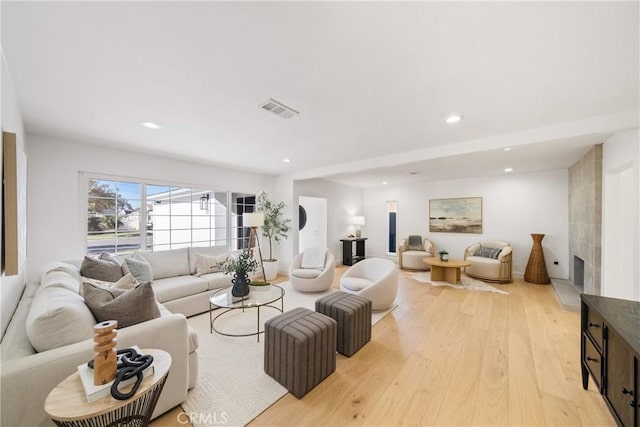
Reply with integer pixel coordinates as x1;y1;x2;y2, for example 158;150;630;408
0;246;233;426
121;246;234;317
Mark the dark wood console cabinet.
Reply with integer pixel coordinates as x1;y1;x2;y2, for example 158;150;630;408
340;238;367;266
581;294;640;427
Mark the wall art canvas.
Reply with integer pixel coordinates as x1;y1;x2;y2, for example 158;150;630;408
429;197;482;234
2;131;27;275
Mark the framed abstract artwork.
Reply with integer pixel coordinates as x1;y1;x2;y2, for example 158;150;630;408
429;197;482;234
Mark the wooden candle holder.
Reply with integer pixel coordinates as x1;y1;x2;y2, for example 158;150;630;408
93;320;118;386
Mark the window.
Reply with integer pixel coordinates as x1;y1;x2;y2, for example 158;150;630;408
146;185;228;252
230;193;256;250
387;201;397;254
87;179;142;255
86;175;253;255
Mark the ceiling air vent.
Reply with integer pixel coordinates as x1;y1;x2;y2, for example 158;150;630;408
260;98;299;119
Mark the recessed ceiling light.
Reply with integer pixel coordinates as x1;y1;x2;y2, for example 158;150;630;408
504;147;512;151
445;114;464;124
409;171;420;175
382;181;388;185
141;121;162;130
504;168;513;172
282;158;291;163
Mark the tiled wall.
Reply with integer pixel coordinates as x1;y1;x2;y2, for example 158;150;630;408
568;144;602;295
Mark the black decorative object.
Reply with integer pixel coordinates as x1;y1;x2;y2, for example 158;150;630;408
299;205;307;231
87;347;154;401
231;272;251;297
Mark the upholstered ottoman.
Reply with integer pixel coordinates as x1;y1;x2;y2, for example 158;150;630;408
264;307;337;398
315;292;372;357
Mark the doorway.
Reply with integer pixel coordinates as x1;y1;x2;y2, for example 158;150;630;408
298;196;327;252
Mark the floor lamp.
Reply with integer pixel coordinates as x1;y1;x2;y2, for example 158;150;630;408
243;212;267;281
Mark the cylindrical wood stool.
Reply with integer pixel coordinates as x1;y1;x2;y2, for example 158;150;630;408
524;233;551;284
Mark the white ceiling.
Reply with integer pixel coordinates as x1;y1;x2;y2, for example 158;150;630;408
2;1;639;187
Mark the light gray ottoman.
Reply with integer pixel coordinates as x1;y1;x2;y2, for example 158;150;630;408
264;307;337;398
315;292;372;357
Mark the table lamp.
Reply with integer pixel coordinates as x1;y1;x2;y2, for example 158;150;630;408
352;216;365;238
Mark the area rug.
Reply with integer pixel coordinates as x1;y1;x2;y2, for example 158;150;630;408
409;271;509;295
182;282;397;427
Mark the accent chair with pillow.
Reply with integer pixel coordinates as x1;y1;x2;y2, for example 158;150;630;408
340;258;399;311
289;248;335;292
464;240;513;283
398;235;435;271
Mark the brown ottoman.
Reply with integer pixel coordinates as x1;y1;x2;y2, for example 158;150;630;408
315;292;372;357
264;307;337;398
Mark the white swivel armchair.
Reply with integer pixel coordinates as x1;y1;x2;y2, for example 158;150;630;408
398;235;435;271
464;240;513;283
289;248;335;292
340;258;399;311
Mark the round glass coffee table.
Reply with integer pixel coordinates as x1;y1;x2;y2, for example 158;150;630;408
209;285;284;342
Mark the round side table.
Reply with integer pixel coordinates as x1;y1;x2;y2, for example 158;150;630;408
44;349;171;427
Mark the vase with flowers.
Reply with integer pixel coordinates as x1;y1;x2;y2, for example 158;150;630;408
219;248;259;297
438;249;449;262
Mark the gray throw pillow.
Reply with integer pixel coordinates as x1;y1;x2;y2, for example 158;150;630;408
83;282;160;328
476;247;502;259
407;235;424;250
123;255;153;283
80;253;124;282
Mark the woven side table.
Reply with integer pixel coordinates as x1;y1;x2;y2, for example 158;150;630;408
44;349;171;427
524;233;551;284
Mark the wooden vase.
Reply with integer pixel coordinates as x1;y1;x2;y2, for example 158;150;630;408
93;320;118;385
524;233;550;284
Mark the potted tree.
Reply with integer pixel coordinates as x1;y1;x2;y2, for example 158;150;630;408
257;191;291;280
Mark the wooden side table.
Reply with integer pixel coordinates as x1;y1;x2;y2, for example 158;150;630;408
45;349;171;427
423;257;471;284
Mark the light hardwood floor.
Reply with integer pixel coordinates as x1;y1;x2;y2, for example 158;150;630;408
153;266;615;426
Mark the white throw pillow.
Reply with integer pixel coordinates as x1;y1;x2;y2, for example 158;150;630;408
301;248;327;270
26;286;96;352
292;268;322;279
195;253;228;276
340;277;373;292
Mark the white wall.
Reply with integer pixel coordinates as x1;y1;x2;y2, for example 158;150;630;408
602;129;640;301
1;51;28;339
364;169;570;278
298;196;327;252
293;179;364;266
26;134;274;283
273;175;295;270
